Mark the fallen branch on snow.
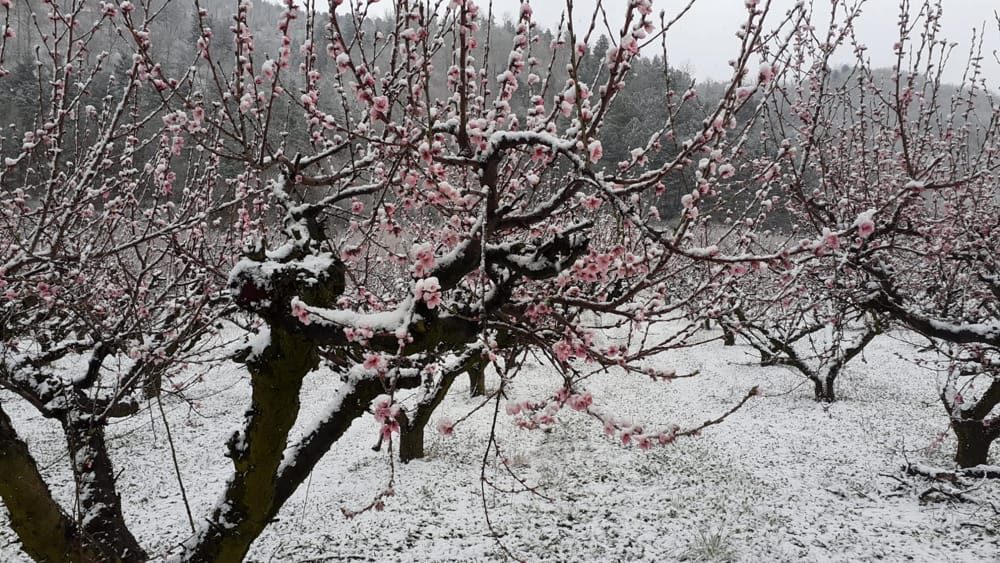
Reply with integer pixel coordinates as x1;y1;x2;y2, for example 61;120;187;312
904;463;1000;481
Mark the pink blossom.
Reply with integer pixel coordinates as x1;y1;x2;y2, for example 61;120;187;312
525;302;551;321
372;395;395;422
261;60;275;80
657;432;676;445
634;0;653;15
581;195;602;210
335;52;351;74
290;299;311;325
370;95;389;121
854;210;876;238
437;181;461;202
413;276;442;309
758;63;776;84
412;243;436;276
239;92;254;113
418;142;433;164
587;140;603;163
568;392;592;412
559;100;574;117
372;394;402;440
423;289;442;309
36;281;53;298
553;340;574;363
436;417;455;436
821;228;840;249
535;413;555;426
380;420;399;440
532;146;550;163
622;36;639;55
363;353;387;373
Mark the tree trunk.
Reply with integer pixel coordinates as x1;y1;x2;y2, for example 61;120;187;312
468;357;487;397
953;420;993;468
813;376;835;402
270;378;400;509
0;404;106;563
63;415;147;563
722;327;735;346
185;327;317;563
398;416;425;462
398;360;472;463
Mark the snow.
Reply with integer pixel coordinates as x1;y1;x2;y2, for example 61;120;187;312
277;382;353;476
927;318;1000;340
308;297;415;331
245;328;271;362
1;330;997;561
228;251;338;290
79;503;108;529
483;131;576;160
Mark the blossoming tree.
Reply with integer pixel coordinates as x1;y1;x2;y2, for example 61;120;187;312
0;4;253;561
761;0;1000;465
0;0;803;560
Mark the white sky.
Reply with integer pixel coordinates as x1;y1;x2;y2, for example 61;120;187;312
362;0;1000;86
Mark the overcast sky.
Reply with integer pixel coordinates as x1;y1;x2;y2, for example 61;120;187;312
363;0;999;85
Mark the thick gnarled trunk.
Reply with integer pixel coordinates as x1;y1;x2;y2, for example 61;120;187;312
0;395;145;563
947;380;1000;468
185;327;317;563
0;404;106;563
63;415;147;563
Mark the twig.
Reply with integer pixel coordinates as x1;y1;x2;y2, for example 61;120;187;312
156;393;196;534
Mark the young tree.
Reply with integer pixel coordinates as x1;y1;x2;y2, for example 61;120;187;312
723;277;885;402
0;0;799;560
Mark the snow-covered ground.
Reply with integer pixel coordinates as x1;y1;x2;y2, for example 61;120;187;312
2;330;998;562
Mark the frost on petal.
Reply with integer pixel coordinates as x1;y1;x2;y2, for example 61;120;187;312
854;209;876;238
587;140;603;163
413;276;442;309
